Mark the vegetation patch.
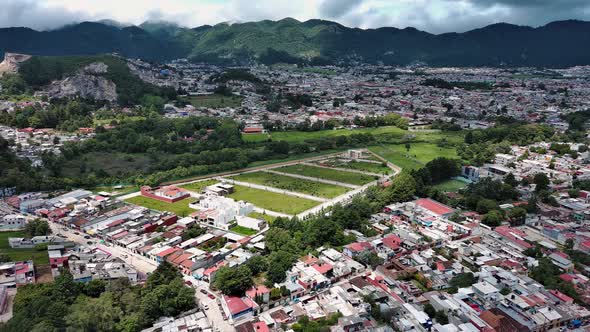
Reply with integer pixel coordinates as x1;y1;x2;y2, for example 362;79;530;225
318;159;391;174
433;179;468;192
228;185;319;215
369;143;458;170
230;171;349;198
248;212;277;223
125;196;196;217
179;179;219;193
277;164;377;185
229;225;258;236
188;94;242;109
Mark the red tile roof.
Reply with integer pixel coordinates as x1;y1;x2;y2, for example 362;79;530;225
346;241;373;252
253;322;269;332
382;234;401;250
495;226;532;249
224;296;255;315
415;198;454;216
312;263;333;275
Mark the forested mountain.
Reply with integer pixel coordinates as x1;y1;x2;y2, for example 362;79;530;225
0;18;589;67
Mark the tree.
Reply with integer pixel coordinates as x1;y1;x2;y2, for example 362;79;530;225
213;266;253;296
508;207;527;226
504;173;518;187
267;251;295;285
424;303;436;318
476;199;497;214
24;219;52;238
405;143;411;154
482;210;503;227
146;261;182;288
382;172;416;203
533;173;550;192
245;255;268;275
464;131;474;144
449;272;477;288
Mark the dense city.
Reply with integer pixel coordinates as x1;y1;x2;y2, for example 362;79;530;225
1;11;590;332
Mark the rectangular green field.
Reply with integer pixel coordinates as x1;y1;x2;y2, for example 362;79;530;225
125;196;196;217
228;185;319;215
0;231;49;265
433;179;468;192
369;143;459;170
269;126;406;143
230;171;349;199
242;133;269;142
229;225;258;236
189;94;243;109
318;159;391;175
179;179;219;193
277;164;377;185
248;212;277;223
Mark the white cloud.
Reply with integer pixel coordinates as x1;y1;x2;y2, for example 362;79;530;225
1;0;588;33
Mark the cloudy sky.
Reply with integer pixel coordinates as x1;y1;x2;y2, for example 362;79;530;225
2;0;589;33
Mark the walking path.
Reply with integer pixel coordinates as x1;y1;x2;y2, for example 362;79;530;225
118;191;141;201
264;169;359;189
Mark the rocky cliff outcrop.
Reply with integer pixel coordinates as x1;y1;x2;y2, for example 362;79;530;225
36;62;118;102
0;53;31;75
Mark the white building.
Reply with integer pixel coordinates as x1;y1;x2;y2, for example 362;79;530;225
1;214;26;230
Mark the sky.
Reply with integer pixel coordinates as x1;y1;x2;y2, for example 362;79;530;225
1;0;589;33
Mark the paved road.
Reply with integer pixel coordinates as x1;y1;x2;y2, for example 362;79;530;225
264;169;359;189
49;222;157;274
118;191;141;201
217;177;328;202
188;278;234;332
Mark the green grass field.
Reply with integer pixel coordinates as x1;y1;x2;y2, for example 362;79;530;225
318;159;391;175
61;152;153;178
229;225;258;236
268;126;407;143
230;171;349;199
189;94;243;109
277;164;377;185
0;231;49;265
248;212;277;223
179;180;219;193
433;179;468;192
242;133;270;142
228;185;318;215
369;143;459;170
125;196;196;217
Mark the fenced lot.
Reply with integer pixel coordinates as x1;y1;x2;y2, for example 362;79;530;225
230;171;349;199
277;164;377;186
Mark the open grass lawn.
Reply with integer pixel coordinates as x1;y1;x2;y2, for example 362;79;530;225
277;164;377;186
0;231;49;265
269;126;407;143
189;94;243;109
61;152;153;178
125;196;196;217
228;185;319;215
242;133;270;142
179;180;219;193
248;212;277;223
230;171;349;199
318;159;391;175
93;116;145;127
433;179;468;192
369;143;459;170
229;225;258;236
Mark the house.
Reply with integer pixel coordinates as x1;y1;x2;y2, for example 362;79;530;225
472;281;499;301
246;285;271;304
343;242;373;258
222;295;257;321
236;216;266;231
0;214;26;230
414;198;455;218
140;185;190;203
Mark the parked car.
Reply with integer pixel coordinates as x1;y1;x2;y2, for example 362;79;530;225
200;289;208;295
84;235;91;239
208;293;215;300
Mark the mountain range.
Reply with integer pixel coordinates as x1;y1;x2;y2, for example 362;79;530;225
1;18;590;67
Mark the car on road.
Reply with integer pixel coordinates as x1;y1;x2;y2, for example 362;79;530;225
86;241;93;245
202;304;209;310
84;235;91;239
73;232;80;235
207;293;215;300
200;289;208;295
